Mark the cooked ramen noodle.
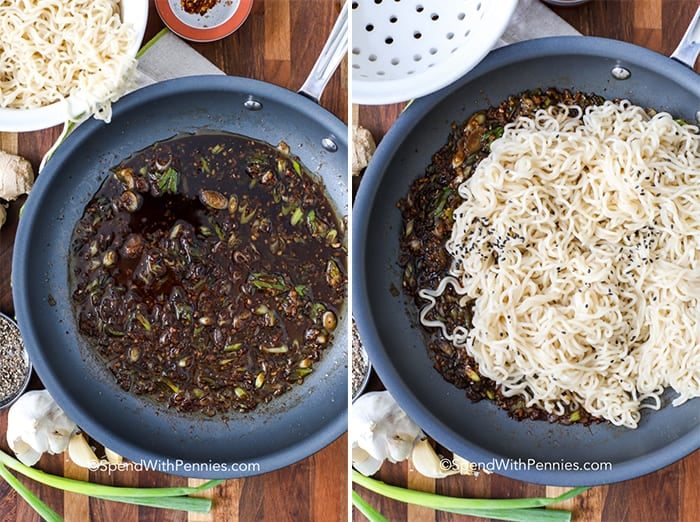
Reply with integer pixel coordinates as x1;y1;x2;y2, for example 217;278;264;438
0;0;136;120
420;100;700;428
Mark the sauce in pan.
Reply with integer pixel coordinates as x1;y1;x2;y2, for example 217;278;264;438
70;132;346;416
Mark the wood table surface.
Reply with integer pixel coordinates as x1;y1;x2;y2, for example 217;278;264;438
0;1;348;521
353;1;700;521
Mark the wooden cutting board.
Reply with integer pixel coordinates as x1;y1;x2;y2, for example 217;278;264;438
354;1;700;521
0;1;347;521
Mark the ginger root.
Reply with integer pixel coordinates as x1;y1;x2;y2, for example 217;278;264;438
0;150;34;202
352;125;376;177
0;150;34;230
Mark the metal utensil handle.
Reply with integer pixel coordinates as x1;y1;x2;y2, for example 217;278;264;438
671;6;700;68
298;1;348;103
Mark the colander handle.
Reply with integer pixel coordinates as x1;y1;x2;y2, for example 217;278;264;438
298;1;348;104
671;6;700;69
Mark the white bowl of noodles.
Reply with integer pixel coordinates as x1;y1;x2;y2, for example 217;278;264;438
0;0;148;132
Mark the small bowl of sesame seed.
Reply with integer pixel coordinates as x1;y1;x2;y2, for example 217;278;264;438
352;319;372;402
0;313;32;409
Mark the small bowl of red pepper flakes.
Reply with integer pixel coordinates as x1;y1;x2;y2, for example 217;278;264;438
155;0;254;42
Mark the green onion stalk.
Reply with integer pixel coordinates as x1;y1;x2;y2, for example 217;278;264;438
0;448;223;520
352;470;590;522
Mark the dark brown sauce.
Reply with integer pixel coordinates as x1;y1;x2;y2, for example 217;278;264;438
70;132;346;416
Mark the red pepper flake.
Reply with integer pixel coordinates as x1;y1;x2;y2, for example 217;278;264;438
181;0;220;15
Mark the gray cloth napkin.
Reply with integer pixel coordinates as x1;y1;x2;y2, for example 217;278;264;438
498;0;581;47
133;30;224;88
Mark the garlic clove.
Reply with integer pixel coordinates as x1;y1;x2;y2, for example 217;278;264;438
352;446;384;476
104;447;123;465
411;438;458;479
452;453;479;476
47;416;78;455
68;433;101;469
353;456;383;476
386;432;419;464
8;439;42;467
351;445;371;463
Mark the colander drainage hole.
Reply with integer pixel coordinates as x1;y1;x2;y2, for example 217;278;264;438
377;71;385;76
429;47;437;55
431;13;439;21
391;58;400;65
352;47;360;55
414;31;422;39
352;1;358;8
385;36;394;44
390;15;398;23
374;0;382;3
446;32;454;40
366;24;374;32
369;54;377;62
416;4;424;12
413;54;422;62
457;12;465;20
465;29;471;37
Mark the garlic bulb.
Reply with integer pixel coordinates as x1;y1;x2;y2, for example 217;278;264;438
350;391;422;475
6;390;76;466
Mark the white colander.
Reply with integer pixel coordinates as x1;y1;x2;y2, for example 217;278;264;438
351;0;517;105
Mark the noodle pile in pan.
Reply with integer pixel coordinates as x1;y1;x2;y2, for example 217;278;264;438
420;100;700;428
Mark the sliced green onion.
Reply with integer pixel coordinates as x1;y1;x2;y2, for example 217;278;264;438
290;368;312;379
214;223;225;241
156;167;179;194
199;157;210;173
240;207;257;224
136;312;151;331
250;273;287;291
291;207;304;226
263;345;288;354
432;187;453;218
